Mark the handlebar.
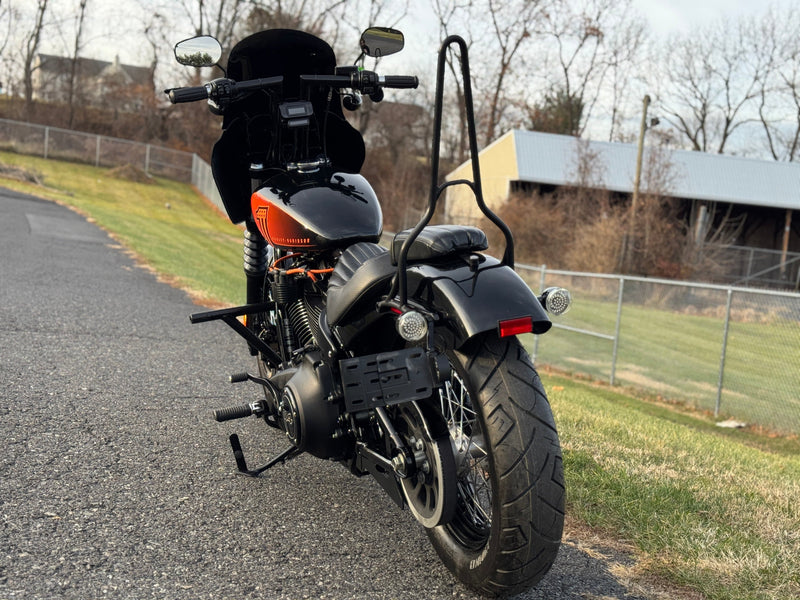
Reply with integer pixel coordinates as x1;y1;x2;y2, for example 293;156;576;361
300;72;418;90
167;85;209;103
165;75;283;104
165;71;417;106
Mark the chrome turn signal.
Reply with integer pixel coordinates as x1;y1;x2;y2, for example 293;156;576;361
539;287;572;316
396;310;428;342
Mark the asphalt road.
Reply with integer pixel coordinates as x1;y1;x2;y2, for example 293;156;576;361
0;187;655;600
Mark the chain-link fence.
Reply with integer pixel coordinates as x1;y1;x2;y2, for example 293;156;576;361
0;117;197;182
3;118;798;434
0;117;228;216
520;264;800;435
709;244;800;289
0;118;228;216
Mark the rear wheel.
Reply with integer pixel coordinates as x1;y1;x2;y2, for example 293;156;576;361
428;334;564;597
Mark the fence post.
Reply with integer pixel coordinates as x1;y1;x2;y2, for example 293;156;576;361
191;153;198;186
533;265;546;361
716;288;733;417
95;135;101;167
43;126;49;160
610;277;624;385
145;144;151;175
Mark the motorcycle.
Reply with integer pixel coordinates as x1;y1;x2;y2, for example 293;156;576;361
166;26;571;597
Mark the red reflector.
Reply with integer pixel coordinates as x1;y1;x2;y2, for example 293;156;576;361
498;316;533;337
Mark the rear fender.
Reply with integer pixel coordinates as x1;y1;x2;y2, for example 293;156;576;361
407;255;551;349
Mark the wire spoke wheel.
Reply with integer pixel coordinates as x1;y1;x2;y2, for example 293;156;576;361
438;374;492;549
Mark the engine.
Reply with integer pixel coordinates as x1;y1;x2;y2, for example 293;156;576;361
277;350;346;459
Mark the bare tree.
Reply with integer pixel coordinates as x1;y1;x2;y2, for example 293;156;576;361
481;0;543;145
532;0;645;138
0;1;13;59
66;0;89;128
22;0;49;115
431;0;473;163
755;5;800;161
654;16;770;154
175;0;247;49
0;2;17;95
604;16;647;141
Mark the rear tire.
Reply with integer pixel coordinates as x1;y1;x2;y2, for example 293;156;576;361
428;334;564;597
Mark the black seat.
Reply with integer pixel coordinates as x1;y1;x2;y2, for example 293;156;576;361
390;225;488;265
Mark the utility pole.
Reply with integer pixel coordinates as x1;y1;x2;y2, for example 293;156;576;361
625;94;651;273
780;208;792;279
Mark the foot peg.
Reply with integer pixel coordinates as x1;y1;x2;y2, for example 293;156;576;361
213;404;255;422
227;371;281;401
229;372;250;383
228;434;301;477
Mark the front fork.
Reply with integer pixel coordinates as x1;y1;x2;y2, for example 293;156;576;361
243;221;271;306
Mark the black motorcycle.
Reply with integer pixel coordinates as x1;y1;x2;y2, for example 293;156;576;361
166;26;571;596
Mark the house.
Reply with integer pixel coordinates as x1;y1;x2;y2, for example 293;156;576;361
445;129;800;285
32;54;152;109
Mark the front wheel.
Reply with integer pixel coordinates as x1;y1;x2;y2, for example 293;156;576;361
428;334;564;597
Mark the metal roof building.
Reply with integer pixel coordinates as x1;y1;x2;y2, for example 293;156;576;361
444;130;799;284
511;130;800;211
446;129;800;217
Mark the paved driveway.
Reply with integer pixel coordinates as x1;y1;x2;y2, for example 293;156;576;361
0;187;654;599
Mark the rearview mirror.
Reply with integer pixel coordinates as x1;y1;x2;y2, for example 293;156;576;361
174;35;222;67
359;27;404;58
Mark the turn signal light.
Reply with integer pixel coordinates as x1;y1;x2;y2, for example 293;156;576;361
539;287;572;316
396;310;428;342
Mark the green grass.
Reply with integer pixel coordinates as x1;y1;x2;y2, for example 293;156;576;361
3;151;800;599
550;374;800;600
529;292;800;434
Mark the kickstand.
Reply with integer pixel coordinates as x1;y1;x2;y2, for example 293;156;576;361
229;434;301;477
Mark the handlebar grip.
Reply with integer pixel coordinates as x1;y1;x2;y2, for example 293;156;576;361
382;76;419;89
166;85;209;103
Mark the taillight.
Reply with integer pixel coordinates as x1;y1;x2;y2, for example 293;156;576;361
498;316;533;338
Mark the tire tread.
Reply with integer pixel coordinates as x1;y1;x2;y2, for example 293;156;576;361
427;334;564;597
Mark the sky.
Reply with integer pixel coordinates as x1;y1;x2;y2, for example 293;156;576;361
58;0;791;68
630;0;789;36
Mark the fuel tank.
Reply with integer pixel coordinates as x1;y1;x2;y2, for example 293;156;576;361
251;171;382;251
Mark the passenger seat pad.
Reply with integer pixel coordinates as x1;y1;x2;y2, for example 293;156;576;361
391;225;488;265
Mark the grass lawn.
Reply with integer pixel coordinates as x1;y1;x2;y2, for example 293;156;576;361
3;151;800;600
529;290;800;434
550;372;800;600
